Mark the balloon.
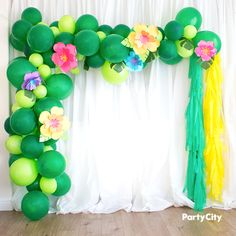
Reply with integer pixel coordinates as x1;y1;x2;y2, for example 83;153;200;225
4;117;16;135
42;50;55;68
7;57;37;89
27;24;54;53
11;103;21;113
176;40;194;58
86;53;105;68
40;177;57;194
58;15;75;34
97;31;106;41
26;175;41;191
175;7;202;30
21;191;49;221
53;173;71;196
10;108;36;135
24;43;35;58
102;61;128;85
192;30;222;52
50;21;58;27
100;34;129;63
55;32;74;44
12;20;32;42
21;135;44;158
10;158;38;186
43;146;53;152
21;7;42;25
160;55;183;65
50;26;60;37
37;150;66;178
8;154;21;167
34;97;63;116
98;24;113;35
184;25;197;39
164;20;184;41
158;39;178;60
112;24;131;38
38;64;51;79
9;34;25;51
33;85;47;99
74;30;100;56
15;90;36;108
158;27;165;40
29;53;43;67
5;135;22;154
75;14;98;32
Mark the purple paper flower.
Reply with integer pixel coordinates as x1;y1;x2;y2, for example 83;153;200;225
22;72;42;90
124;51;144;71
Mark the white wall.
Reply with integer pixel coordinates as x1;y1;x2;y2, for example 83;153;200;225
0;0;13;210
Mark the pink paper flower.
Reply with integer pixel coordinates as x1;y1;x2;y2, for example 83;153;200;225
52;42;78;72
195;40;217;61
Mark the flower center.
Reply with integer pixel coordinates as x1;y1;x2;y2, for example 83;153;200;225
60;53;68;62
202;47;210;56
131;58;138;64
50;118;60;128
140;32;149;44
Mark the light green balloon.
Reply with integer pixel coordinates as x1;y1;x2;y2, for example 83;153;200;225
176;40;194;58
5;135;22;154
29;53;43;67
40;177;57;194
10;158;38;186
38;64;51;80
15;90;36;108
184;25;197;39
12;103;21;113
50;26;60;37
58;15;75;34
43;146;53;152
97;31;106;41
33;85;47;99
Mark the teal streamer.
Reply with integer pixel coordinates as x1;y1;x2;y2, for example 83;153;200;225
184;55;206;211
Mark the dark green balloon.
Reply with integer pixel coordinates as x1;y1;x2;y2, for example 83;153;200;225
26;175;41;191
175;7;202;30
46;73;73;100
158;39;178;60
12;20;32;42
9;34;25;51
193;30;222;52
34;97;63;116
21;191;49;221
55;32;74;44
112;24;131;38
21;135;44;158
9;154;21;167
160;55;183;65
37;151;66;178
27;25;54;53
74;30;100;56
24;43;35;58
100;34;129;63
98;24;113;35
53;173;71;196
4;117;16;135
42;50;55;68
10;108;37;135
50;21;58;27
86;53;105;68
7;57;37;89
21;7;42;25
164;20;184;41
75;14;98;32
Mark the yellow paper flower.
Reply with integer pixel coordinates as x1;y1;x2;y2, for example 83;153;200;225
122;24;161;61
39;106;70;142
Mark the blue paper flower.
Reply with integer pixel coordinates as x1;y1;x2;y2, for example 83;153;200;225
124;51;144;71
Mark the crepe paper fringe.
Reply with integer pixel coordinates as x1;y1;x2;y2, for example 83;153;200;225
203;54;224;201
184;55;206;211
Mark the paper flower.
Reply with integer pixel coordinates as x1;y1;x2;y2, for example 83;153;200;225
52;42;78;72
39;106;70;142
195;40;217;61
122;24;161;61
124;51;144;71
22;72;42;90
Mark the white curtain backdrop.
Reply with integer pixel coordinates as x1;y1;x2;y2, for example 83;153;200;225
9;0;236;213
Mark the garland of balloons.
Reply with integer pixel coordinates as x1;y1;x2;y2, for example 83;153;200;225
5;7;224;220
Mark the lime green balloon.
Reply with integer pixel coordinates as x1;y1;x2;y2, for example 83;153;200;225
86;53;105;68
40;177;57;194
164;20;184;41
11;103;21;113
27;24;54;52
50;26;60;37
21;191;49;221
5;135;22;154
112;24;131;38
55;32;74;44
184;25;197;39
9;154;21;167
34;97;63;116
46;73;73;100
26;175;41;191
10;158;38;186
12;20;32;42
42;50;55;68
4;117;16;135
10;108;36;135
7;57;37;89
176;40;194;58
70;67;80;75
58;15;75;34
158;39;178;60
160;55;183;65
102;61;128;85
157;27;165;41
74;30;100;56
15;90;36;108
43;146;53;152
98;24;113;36
29;53;43;67
100;34;129;63
175;7;202;30
193;30;222;52
10;34;25;51
53;173;71;196
33;85;47;98
38;64;51;79
38;150;66;178
97;31;106;41
75;14;98;32
21;7;42;25
21;135;44;158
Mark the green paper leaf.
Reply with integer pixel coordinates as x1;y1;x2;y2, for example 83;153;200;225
110;62;125;73
84;61;90;71
24;90;36;102
121;38;132;48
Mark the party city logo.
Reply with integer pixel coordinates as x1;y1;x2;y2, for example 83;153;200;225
182;213;222;223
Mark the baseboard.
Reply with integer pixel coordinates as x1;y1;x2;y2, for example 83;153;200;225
0;199;13;211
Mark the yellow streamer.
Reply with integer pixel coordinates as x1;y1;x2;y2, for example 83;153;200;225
203;54;224;201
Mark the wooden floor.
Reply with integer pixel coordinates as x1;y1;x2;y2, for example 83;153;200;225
0;207;235;236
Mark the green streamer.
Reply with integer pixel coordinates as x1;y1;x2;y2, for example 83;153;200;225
184;55;206;211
